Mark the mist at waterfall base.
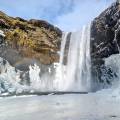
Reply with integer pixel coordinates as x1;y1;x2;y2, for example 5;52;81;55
1;20;120;120
0;24;92;94
1;22;120;97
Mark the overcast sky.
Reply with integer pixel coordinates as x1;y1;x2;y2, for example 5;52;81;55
0;0;115;31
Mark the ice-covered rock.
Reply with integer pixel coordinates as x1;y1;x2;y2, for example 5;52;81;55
0;30;5;37
0;57;57;96
91;1;120;86
0;57;23;94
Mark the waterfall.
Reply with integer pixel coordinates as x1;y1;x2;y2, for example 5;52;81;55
55;24;91;92
54;33;69;90
0;24;92;94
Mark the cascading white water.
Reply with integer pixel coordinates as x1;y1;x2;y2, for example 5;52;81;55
29;64;41;90
27;24;92;92
0;25;92;93
55;24;91;92
54;33;69;90
29;64;55;91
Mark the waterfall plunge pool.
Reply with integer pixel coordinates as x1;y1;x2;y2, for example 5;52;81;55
0;90;120;120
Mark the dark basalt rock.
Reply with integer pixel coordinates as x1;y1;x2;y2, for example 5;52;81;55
0;36;4;44
91;1;120;85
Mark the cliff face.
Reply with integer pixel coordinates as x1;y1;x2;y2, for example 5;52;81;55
0;1;120;85
0;11;62;70
91;2;120;85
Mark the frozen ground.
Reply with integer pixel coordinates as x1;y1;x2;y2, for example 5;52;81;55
0;89;120;120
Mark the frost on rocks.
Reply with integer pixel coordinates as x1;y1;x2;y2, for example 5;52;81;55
0;57;32;95
0;30;5;37
0;57;22;94
29;64;41;90
0;57;53;95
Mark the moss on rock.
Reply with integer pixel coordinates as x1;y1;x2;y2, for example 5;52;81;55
0;11;62;65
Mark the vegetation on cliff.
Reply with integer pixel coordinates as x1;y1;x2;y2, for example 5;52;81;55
0;11;62;65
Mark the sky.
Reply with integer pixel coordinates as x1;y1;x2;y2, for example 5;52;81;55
0;0;115;31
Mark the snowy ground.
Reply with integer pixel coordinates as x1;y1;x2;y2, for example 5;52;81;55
0;89;120;120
